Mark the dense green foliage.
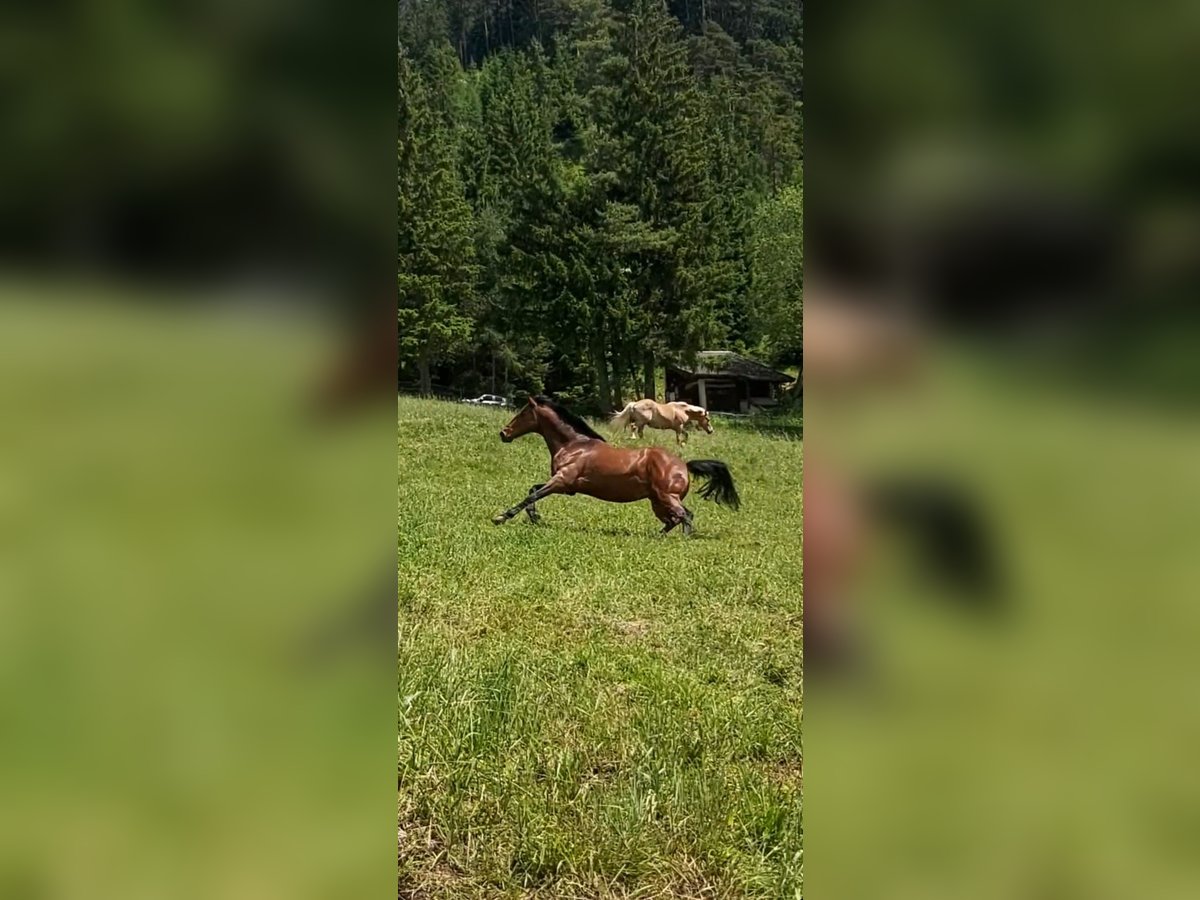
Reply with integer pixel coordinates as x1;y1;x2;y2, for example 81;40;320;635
398;397;803;896
398;0;802;410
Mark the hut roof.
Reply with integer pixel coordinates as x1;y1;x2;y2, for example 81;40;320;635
669;351;795;384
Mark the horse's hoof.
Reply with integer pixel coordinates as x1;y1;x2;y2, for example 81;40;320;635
491;515;507;526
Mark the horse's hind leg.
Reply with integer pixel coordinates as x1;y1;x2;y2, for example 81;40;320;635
652;495;690;535
650;497;673;533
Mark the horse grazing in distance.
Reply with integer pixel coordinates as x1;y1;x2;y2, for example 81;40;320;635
610;399;714;444
494;395;739;534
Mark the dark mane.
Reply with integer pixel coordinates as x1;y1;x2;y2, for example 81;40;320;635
535;395;606;442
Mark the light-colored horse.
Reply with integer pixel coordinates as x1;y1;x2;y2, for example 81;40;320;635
610;399;714;444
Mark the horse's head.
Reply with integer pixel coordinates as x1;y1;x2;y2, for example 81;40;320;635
502;397;550;443
688;406;714;434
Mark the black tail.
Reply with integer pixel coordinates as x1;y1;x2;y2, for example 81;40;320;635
687;460;741;511
867;476;1003;608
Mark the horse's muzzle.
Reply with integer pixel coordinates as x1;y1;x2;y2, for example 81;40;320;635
499;430;512;443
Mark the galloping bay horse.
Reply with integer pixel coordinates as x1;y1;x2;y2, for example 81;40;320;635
494;396;739;534
610;399;714;444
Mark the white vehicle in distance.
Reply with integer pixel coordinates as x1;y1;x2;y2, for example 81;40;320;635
460;393;511;408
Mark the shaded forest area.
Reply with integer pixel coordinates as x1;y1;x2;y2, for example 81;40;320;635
398;0;802;412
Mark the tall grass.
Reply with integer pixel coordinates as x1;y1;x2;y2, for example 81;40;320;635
399;398;803;897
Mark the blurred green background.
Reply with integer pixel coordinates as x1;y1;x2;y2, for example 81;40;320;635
807;0;1200;897
0;1;396;896
0;287;396;898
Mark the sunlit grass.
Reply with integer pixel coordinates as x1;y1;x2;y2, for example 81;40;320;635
398;398;803;898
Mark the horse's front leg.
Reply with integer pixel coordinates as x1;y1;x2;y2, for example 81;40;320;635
525;483;544;523
493;477;566;525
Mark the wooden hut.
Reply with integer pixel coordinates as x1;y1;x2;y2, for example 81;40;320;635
665;351;795;414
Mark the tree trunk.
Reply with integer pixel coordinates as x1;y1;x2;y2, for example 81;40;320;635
417;354;432;395
592;331;612;412
642;351;656;399
610;333;625;408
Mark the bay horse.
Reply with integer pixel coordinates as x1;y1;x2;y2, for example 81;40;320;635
494;396;739;534
609;399;714;445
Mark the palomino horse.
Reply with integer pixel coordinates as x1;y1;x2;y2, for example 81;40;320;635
610;399;714;444
494;396;739;534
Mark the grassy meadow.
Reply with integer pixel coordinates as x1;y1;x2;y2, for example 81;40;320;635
397;397;803;898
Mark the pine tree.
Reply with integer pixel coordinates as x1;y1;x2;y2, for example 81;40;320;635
397;47;478;394
747;178;802;366
598;0;726;397
472;47;565;396
396;0;802;408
